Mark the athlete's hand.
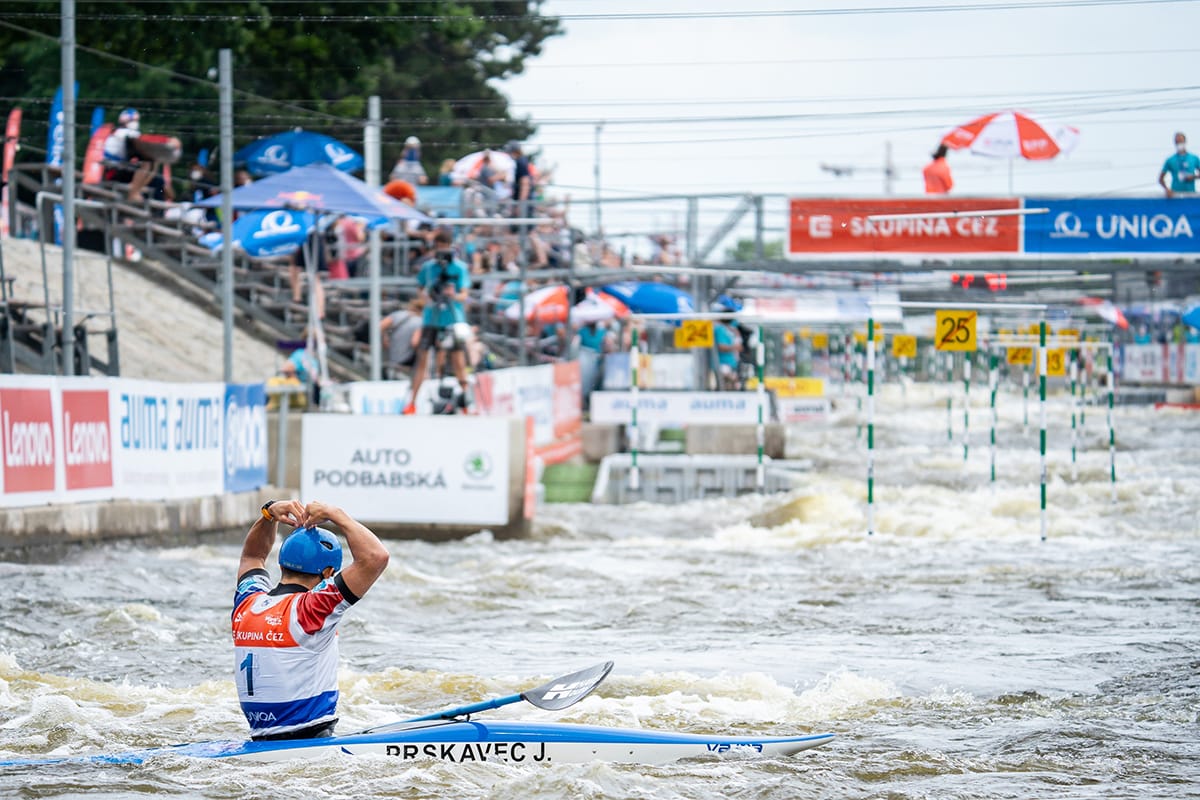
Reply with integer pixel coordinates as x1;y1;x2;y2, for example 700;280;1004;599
268;499;305;527
300;500;341;529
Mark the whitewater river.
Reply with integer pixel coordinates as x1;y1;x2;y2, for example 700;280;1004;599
0;382;1196;799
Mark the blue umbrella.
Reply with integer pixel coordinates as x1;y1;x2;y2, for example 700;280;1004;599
1183;305;1200;330
197;163;430;223
235;129;364;176
202;208;318;258
598;282;695;316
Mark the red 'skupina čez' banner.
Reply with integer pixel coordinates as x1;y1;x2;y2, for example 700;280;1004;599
788;198;1022;257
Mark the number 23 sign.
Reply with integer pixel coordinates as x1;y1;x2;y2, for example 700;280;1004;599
935;310;977;352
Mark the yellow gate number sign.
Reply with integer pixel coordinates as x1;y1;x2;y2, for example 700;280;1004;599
673;319;714;349
1007;347;1034;366
1044;348;1067;377
891;335;917;359
935;310;978;352
811;333;829;349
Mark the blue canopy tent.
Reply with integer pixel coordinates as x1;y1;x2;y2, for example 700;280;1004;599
199;164;431;383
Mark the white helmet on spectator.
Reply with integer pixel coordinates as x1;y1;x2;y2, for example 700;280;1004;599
118;108;140;126
405;136;421;147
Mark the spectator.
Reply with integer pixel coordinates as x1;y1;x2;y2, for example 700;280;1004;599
437;158;458;186
235;169;254;187
390;136;427;185
289;225;329;320
265;360;307;411
1158;132;1199;198
102;108;156;202
476;151;497;189
713;321;742;390
508;140;532;221
381;298;424;379
404;228;472;414
328;214;366;280
923;144;953;194
383;179;416;205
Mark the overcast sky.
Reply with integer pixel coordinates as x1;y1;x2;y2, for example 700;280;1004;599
500;0;1198;247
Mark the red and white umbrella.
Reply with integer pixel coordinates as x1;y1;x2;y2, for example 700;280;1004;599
503;286;629;325
1078;297;1129;330
453;149;516;184
942;110;1079;160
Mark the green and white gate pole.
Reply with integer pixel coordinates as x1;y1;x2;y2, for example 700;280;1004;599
946;354;954;445
1022;364;1030;433
1075;347;1084;479
756;326;766;492
1080;347;1088;428
866;317;876;536
1039;320;1048;542
1107;337;1117;504
989;347;999;486
629;328;640;492
962;352;972;463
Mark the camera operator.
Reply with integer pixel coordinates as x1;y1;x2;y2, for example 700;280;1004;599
403;228;472;415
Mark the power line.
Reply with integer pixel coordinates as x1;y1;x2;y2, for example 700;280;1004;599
0;0;1193;22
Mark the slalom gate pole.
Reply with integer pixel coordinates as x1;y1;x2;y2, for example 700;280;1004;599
1080;348;1089;428
866;317;876;536
1039;320;1048;542
947;393;953;444
1023;364;1030;433
989;347;998;487
629;328;639;491
1107;338;1117;504
756;326;766;492
946;354;954;445
963;352;972;463
1069;351;1078;481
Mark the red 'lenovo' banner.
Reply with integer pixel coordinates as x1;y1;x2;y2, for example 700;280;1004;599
788;198;1021;257
61;389;113;490
0;388;56;494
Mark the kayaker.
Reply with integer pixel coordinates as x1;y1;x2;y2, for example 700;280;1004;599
232;500;390;741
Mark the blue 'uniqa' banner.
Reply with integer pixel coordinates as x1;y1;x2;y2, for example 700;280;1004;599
1024;197;1200;255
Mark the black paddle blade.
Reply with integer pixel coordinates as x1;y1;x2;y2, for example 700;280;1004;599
521;661;614;711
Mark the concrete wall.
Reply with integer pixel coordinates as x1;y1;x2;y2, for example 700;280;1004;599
0;488;275;562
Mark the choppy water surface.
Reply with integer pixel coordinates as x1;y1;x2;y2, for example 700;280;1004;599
1;383;1197;799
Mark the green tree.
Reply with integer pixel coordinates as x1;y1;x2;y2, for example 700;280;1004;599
0;1;559;171
725;238;784;263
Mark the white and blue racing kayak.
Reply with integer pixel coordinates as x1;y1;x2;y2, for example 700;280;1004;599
0;662;834;767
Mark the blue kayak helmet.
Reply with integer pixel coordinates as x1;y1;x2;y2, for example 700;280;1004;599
278;527;342;576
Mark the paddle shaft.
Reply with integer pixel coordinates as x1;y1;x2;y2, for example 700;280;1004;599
403;692;523;723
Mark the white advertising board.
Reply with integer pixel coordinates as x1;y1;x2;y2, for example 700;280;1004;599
110;380;225;499
1121;345;1163;384
777;397;832;422
589;391;762;425
300;414;511;525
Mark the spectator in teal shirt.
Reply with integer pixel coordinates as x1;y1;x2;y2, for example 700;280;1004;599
404;228;472;414
713;322;742;389
1159;132;1200;197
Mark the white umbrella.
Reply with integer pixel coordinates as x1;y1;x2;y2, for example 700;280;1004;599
453;149;516;184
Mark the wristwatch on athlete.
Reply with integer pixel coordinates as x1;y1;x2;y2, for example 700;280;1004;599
261;500;277;521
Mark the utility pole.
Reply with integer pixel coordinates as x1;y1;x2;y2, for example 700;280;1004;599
820;141;898;195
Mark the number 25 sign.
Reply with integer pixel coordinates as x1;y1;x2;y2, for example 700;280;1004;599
935;310;977;352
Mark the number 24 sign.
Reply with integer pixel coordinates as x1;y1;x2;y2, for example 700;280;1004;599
935;310;977;352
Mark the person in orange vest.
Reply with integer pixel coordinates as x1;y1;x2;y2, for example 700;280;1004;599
923;144;953;194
